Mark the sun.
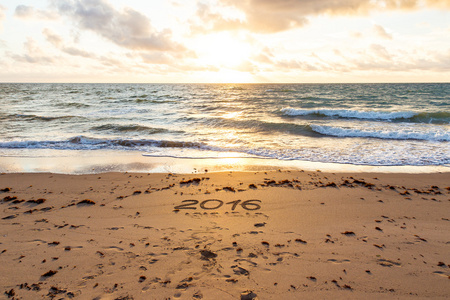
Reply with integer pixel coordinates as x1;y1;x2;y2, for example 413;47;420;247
192;32;253;69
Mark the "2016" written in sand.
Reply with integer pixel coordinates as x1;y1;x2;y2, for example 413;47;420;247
174;199;261;211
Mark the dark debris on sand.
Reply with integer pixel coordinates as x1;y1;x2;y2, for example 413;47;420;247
77;199;96;206
241;290;257;300
200;250;217;260
41;270;57;278
341;231;356;236
27;198;46;204
2;196;17;202
222;186;236;192
295;238;307;244
2;214;18;220
4;289;15;298
180;178;202;185
114;296;134;300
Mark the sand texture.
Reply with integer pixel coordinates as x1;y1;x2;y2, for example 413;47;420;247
1;171;449;299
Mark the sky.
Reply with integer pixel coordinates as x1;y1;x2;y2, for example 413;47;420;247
0;0;449;83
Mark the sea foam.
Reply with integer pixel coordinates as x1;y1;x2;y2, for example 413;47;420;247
282;108;418;121
311;124;450;141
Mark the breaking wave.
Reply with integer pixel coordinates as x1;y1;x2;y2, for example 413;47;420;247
0;136;207;151
282;108;449;124
311;124;450;141
90;124;172;134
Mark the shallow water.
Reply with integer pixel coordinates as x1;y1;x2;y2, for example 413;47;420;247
1;83;449;167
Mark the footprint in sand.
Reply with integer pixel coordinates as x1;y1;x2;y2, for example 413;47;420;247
234;258;258;267
433;271;450;278
28;239;48;245
241;290;257;300
106;227;124;230
103;246;124;251
377;258;401;267
232;266;250;276
327;258;351;264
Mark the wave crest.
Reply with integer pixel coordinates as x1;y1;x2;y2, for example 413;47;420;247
1;136;207;150
282;108;450;124
311;125;450;141
282;108;418;121
90;124;170;134
4;114;82;122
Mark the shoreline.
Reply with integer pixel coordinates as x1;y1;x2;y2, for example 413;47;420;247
1;149;449;174
1;170;449;299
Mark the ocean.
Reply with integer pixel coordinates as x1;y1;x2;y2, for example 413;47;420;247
0;83;449;171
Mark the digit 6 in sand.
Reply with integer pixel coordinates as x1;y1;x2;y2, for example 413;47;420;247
241;199;261;211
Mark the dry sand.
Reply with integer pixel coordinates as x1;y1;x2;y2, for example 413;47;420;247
1;170;449;299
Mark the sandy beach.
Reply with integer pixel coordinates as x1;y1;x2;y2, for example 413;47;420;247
2;0;450;298
1;170;449;299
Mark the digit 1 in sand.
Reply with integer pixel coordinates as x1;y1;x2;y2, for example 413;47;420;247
226;200;241;210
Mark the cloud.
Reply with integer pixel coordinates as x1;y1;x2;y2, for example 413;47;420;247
140;52;174;65
0;5;6;29
52;0;185;52
11;37;57;64
235;60;258;72
423;0;450;8
192;0;376;33
342;43;450;72
370;44;392;60
373;24;393;40
250;41;450;74
14;5;59;20
195;0;450;33
236;0;371;31
423;50;450;71
351;31;363;39
252;48;276;65
248;47;326;72
276;59;319;71
190;2;246;33
0;5;5;18
382;0;420;9
61;46;93;58
43;28;63;47
43;28;95;58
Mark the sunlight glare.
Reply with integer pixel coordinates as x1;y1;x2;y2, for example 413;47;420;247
194;33;253;69
221;111;243;119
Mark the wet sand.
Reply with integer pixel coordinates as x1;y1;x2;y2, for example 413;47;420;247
1;171;449;299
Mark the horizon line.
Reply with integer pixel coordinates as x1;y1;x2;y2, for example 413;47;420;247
1;81;449;85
